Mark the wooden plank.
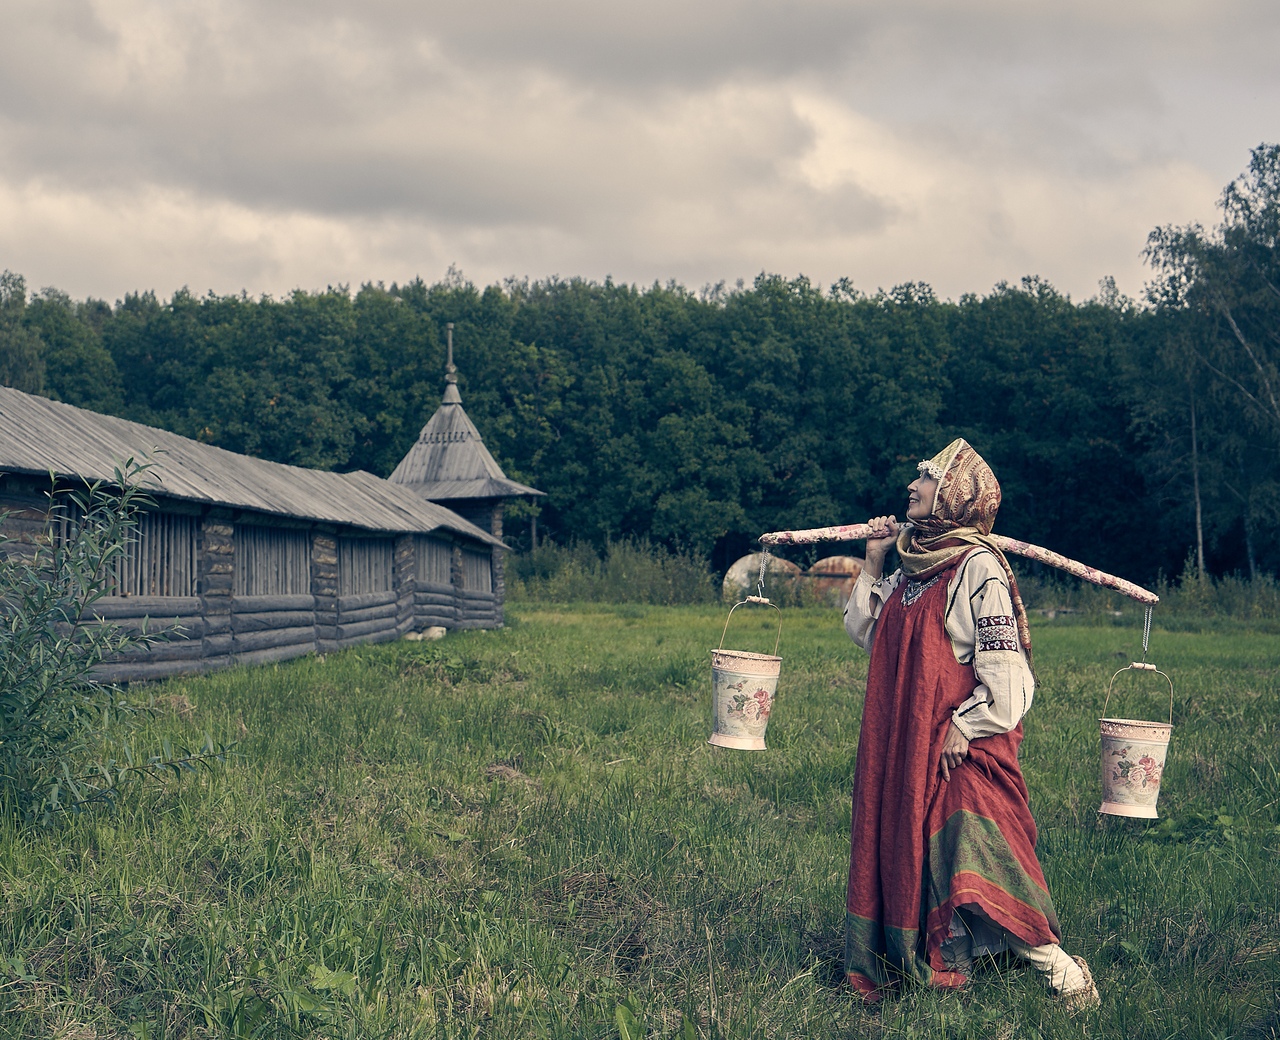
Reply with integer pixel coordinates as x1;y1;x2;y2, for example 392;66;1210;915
334;628;399;650
338;537;394;596
336;590;397;611
111;639;206;664
203;633;233;655
336;617;398;640
0;516;53;536
233;626;316;654
85;596;202;620
235;526;311;597
231;594;315;612
108;618;206;640
203;615;231;635
336;602;398;626
461;547;493;593
415;536;454;585
236;643;315;667
92;658;209;683
232;611;315;633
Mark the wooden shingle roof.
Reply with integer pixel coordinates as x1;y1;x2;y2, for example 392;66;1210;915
0;386;503;547
388;386;543;502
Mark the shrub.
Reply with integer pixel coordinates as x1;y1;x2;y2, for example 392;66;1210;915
508;539;718;605
0;460;226;821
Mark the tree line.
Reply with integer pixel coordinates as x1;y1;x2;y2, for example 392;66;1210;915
2;146;1277;585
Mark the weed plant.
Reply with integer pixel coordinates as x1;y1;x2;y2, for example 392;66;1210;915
1014;558;1280;632
509;541;717;606
0;607;1275;1037
0;463;227;821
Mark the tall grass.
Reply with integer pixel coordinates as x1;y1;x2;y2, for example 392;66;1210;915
508;540;718;606
1015;558;1280;631
0;608;1275;1037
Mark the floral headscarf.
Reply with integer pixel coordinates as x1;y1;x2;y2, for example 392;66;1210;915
898;438;1033;669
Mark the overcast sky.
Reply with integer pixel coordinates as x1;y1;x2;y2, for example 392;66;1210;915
1;0;1277;304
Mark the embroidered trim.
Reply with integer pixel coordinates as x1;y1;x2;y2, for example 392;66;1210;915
976;614;1019;652
902;573;942;607
917;459;945;480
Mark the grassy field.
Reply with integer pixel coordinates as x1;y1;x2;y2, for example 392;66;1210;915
0;604;1277;1039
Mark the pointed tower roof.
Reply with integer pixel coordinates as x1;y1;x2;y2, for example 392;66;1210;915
388;323;544;502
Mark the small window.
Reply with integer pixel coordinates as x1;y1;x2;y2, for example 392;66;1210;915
236;526;311;596
461;548;492;593
338;538;393;595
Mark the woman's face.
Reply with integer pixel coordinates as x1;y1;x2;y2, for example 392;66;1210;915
906;475;938;521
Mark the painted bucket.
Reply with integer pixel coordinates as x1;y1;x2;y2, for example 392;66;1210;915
709;597;782;751
1099;663;1174;818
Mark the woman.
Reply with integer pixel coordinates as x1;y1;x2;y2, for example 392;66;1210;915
842;438;1098;1009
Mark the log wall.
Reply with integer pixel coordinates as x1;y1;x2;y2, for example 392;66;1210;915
0;475;505;683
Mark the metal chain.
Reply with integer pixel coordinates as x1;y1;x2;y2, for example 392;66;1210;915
757;548;770;600
1141;605;1153;663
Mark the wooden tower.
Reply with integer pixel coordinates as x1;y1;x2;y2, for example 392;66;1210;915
387;324;543;606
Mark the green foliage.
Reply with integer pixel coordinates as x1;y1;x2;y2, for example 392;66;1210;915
0;271;46;395
508;539;718;605
0;610;1275;1036
24;287;123;413
0;462;227;820
1144;143;1280;576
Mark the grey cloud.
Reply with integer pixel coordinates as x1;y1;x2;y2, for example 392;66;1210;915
0;0;1276;302
4;1;1276;193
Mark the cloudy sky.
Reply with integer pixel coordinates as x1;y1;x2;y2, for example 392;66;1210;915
2;0;1277;303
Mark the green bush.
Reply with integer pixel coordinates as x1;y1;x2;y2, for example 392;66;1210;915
508;539;718;605
0;461;225;821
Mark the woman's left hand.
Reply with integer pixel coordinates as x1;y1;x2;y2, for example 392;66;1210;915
939;723;970;782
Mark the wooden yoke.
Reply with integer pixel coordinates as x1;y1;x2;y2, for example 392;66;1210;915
758;523;1159;605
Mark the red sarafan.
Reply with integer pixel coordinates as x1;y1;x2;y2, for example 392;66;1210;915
844;552;1059;994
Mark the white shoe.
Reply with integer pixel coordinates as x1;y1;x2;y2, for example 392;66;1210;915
1058;955;1100;1014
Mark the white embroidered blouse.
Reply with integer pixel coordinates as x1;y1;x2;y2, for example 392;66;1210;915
842;548;1035;740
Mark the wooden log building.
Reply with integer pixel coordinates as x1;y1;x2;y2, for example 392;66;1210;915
0;349;540;681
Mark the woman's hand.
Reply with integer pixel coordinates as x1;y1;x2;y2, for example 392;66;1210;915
863;515;898;579
939;722;970;782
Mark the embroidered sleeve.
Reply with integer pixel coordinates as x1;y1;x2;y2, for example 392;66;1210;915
975;614;1019;653
949;553;1035;739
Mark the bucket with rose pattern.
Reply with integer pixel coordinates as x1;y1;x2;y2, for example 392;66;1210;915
1099;663;1174;818
709;597;782;751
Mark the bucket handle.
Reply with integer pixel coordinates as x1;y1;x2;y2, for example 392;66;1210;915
1102;662;1174;726
718;597;783;656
